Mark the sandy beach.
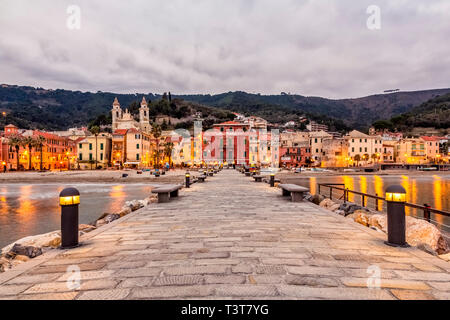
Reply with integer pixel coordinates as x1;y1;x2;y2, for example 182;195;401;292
0;169;188;184
0;168;448;184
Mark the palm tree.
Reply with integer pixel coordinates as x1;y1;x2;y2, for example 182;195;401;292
353;154;361;167
89;126;100;169
163;142;174;168
22;136;35;170
34;135;46;171
8;134;23;170
151;124;162;168
371;153;378;164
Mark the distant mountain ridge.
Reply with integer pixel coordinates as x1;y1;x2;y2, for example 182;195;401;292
373;92;450;131
175;88;450;129
1;84;449;131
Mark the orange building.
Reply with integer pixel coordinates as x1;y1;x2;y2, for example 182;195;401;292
2;125;76;170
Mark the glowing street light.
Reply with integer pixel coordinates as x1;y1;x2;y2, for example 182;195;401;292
59;187;80;249
385;185;408;248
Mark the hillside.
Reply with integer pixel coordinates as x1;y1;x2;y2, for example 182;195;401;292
1;84;449;132
176;89;450;129
0;85;234;131
372;93;450;132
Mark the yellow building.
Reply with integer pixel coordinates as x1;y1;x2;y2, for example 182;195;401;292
395;138;427;164
322;138;349;167
124;129;153;168
309;130;332;165
77;133;112;169
345;130;383;165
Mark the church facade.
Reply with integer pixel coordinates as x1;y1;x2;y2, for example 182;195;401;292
111;97;151;133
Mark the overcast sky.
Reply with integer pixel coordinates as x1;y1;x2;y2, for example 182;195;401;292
0;0;449;99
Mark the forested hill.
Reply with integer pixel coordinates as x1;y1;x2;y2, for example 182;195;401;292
175;89;450;129
0;85;234;131
1;84;449;131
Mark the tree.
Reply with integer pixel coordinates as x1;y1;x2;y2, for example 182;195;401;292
89;125;100;169
353;154;361;166
151;124;162;168
8;134;23;170
34;135;46;171
163;142;174;167
371;153;379;163
363;154;370;163
22;136;35;170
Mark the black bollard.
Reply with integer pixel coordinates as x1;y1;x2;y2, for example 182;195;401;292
185;172;190;188
270;173;275;187
59;187;80;249
385;185;409;248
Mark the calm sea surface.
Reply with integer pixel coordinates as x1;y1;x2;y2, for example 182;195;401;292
0;184;155;248
0;175;449;247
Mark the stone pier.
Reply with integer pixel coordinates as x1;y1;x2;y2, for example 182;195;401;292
0;170;449;300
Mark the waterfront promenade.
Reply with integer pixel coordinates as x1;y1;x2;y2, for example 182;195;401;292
0;170;449;300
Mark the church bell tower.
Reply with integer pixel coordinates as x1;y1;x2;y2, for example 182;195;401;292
139;97;150;132
112;97;123;131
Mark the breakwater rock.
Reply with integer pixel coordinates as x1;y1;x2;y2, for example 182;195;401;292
303;194;449;258
0;194;157;273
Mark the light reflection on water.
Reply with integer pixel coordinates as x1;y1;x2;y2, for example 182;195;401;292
290;174;450;232
0;183;155;248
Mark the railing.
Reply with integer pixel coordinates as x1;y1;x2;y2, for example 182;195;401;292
317;183;450;227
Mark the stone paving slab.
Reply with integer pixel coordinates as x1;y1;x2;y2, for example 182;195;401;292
0;169;448;300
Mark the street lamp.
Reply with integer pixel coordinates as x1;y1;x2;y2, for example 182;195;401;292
185;172;190;188
59;187;80;249
385;185;409;247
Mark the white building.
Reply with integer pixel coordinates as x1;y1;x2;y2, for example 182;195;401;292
345;130;383;164
112;97;151;133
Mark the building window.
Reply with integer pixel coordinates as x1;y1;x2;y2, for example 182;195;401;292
89;143;92;150
100;143;104;150
100;153;103;161
79;144;82;149
89;153;93;161
79;153;83;160
136;144;140;149
136;154;140;160
352;147;355;152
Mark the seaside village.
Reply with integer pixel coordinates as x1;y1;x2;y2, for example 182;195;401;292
0;97;449;172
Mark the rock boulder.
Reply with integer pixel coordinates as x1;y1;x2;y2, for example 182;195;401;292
353;210;372;227
310;194;325;205
339;202;363;215
319;198;336;209
367;214;448;254
405;217;448;255
95;214;121;228
329;203;341;212
1;231;61;254
9;244;42;258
